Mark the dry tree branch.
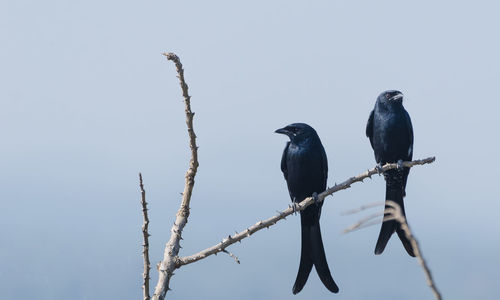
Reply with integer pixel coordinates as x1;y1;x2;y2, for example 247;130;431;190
151;53;199;300
386;201;443;300
341;201;385;216
344;201;443;300
176;157;435;268
342;210;387;233
139;173;151;300
221;249;241;264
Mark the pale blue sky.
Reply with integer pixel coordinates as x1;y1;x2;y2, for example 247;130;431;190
1;1;499;299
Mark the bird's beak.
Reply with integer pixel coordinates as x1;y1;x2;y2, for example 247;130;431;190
389;92;403;101
275;127;289;135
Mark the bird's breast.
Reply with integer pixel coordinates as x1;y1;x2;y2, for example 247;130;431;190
372;110;412;162
285;145;326;200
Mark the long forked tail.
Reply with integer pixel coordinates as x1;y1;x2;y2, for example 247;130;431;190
374;184;415;257
293;222;339;294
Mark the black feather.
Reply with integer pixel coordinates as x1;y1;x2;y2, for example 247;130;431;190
276;123;339;294
366;91;416;257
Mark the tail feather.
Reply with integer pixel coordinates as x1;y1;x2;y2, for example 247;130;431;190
396;227;416;257
395;201;416;257
293;222;338;294
375;180;415;257
292;226;313;294
374;212;397;255
310;223;339;293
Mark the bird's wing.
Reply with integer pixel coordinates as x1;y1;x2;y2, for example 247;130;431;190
366;110;374;148
402;109;414;192
280;141;290;180
404;110;414;160
320;144;328;189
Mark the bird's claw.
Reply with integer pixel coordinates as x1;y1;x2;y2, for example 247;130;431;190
397;159;404;170
376;163;383;174
290;198;298;215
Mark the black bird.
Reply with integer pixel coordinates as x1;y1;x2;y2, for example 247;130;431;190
366;90;416;257
276;123;339;294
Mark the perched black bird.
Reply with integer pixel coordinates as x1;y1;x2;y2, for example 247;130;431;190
276;123;339;294
366;90;416;257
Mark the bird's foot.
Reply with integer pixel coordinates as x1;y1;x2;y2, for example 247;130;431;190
312;192;320;206
376;163;384;174
290;198;298;215
397;160;404;170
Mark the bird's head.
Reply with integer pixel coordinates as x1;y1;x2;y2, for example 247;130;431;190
275;123;317;143
378;90;404;104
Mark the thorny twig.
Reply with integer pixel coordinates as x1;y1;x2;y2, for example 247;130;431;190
151;53;199;300
222;249;240;264
344;201;443;300
139;173;151;300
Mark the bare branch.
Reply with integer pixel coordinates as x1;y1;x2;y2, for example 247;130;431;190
341;202;399;233
139;173;151;300
341;201;385;216
385;201;443;300
221;249;240;264
152;53;199;300
342;210;385;233
177;157;435;267
343;200;442;300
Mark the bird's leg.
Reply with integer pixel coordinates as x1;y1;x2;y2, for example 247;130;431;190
312;192;320;207
397;159;404;170
376;163;384;174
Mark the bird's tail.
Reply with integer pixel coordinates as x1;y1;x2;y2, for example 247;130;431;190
293;221;339;294
374;182;415;257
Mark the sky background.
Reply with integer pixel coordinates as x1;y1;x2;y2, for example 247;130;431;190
1;0;499;299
